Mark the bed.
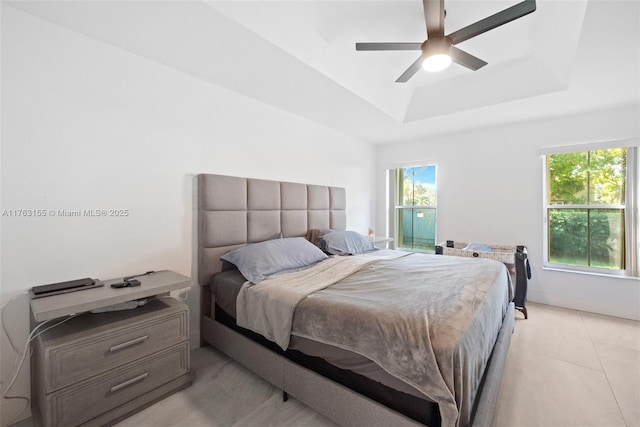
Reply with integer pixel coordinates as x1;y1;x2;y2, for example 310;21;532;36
197;174;515;427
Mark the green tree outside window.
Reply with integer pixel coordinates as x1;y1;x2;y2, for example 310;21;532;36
547;148;626;269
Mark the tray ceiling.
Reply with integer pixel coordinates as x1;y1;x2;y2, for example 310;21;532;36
4;0;639;144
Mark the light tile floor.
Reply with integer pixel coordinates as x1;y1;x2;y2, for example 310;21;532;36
16;302;640;427
495;303;640;427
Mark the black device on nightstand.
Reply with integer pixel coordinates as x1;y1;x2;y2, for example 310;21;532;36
110;279;141;288
30;277;102;299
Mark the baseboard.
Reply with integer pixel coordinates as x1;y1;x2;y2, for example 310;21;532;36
527;290;640;321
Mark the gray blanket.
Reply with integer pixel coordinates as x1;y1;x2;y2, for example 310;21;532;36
236;250;409;348
237;251;511;427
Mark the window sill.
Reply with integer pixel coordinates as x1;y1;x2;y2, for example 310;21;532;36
542;265;640;281
396;248;436;255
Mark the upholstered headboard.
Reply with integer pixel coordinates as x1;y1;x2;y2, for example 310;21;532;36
197;174;346;286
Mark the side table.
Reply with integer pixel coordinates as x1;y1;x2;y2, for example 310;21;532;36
30;270;194;427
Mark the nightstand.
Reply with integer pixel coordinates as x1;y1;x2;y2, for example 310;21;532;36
30;271;194;427
368;236;394;249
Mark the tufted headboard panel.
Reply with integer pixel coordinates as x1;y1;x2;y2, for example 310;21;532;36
197;174;346;286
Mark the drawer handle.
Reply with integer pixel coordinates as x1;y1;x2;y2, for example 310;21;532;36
109;372;149;392
109;335;149;352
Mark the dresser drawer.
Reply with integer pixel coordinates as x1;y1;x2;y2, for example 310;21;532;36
44;342;190;427
38;299;189;392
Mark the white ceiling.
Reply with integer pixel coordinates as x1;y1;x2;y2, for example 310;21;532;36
5;0;640;144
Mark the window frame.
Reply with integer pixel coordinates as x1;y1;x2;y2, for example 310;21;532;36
541;143;639;278
387;164;438;253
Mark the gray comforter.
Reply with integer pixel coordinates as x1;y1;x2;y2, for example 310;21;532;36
237;250;511;427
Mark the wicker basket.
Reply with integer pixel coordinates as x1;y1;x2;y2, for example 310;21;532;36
435;241;518;265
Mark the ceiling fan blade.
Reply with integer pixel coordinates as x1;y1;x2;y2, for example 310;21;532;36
356;42;422;51
423;0;445;39
450;47;488;71
447;0;536;45
396;55;424;83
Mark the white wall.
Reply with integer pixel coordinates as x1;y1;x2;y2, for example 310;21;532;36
0;7;375;424
377;104;640;322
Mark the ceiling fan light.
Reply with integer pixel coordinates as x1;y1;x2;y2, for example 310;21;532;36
421;37;452;73
422;53;452;72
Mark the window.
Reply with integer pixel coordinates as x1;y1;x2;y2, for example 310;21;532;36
543;146;638;275
393;165;437;252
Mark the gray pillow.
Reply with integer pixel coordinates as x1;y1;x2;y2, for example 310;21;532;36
321;230;378;255
221;237;328;284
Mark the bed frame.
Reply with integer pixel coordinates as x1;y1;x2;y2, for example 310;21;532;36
196;173;514;427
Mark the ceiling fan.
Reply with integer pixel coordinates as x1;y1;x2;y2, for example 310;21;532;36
356;0;536;82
